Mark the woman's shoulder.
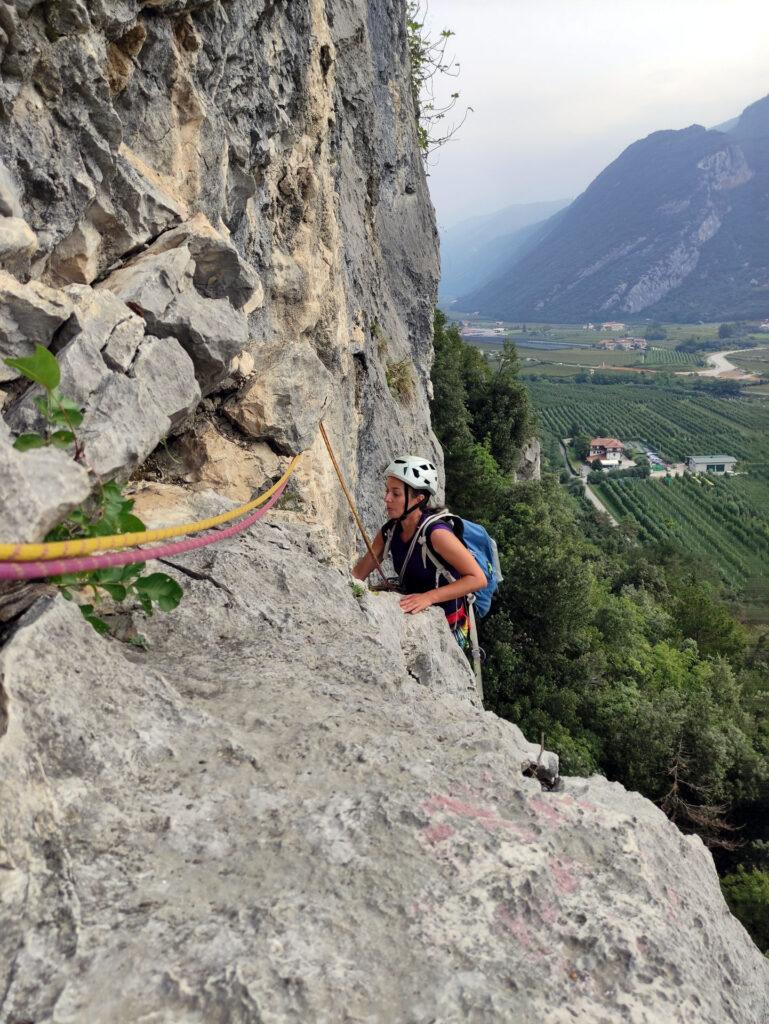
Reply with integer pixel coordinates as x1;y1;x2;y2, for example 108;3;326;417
423;511;456;536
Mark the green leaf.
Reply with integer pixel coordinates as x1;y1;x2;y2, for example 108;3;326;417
135;572;183;612
13;433;46;451
51;407;83;428
90;567;125;584
50;430;75;448
101;583;127;602
80;607;110;635
34;395;50;416
50;572;85;586
4;344;60;391
137;591;153;616
127;634;149;650
121;563;145;581
118;512;146;534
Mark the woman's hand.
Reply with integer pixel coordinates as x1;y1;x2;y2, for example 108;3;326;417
399;592;435;614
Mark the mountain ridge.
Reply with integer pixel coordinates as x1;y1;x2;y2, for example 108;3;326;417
460;94;769;322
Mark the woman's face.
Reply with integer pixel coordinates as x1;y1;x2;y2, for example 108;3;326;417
384;476;407;518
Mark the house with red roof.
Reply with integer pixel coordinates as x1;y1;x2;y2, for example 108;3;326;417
589;437;624;462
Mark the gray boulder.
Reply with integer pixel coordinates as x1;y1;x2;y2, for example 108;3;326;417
77;337;200;477
5;284;199;477
102;224;252;393
0;422;90;543
0;271;72;382
142;212;263;312
224;342;334;453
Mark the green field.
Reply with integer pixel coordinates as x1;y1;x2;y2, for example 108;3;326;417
528;379;769;472
730;346;769;375
594;474;769;605
525;375;769;616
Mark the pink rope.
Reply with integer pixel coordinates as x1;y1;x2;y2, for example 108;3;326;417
0;480;287;582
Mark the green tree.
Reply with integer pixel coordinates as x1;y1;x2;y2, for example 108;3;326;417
573;432;592;461
721;867;769;953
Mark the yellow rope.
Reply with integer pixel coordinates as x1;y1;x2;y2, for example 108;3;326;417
0;455;302;562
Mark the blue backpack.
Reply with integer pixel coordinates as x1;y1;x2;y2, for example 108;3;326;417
383;510;503;617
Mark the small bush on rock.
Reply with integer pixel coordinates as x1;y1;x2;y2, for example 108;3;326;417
4;345;183;636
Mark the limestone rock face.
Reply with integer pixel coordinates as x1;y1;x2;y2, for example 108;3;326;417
515;436;541;482
0;0;441;548
224;342;335;454
1;516;768;1023
0;157;37;274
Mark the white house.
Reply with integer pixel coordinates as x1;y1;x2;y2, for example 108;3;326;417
685;455;737;475
589;437;624;460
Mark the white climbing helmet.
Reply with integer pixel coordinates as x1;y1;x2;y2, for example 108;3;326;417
384;454;439;496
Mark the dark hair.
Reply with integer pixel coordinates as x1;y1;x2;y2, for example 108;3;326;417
405;485;435;515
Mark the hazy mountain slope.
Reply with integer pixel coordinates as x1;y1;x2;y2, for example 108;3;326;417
438;199;568;303
462;95;769;322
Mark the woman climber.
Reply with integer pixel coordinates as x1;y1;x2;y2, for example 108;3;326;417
351;454;487;651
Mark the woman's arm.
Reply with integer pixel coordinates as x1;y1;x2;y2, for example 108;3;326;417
399;528;487;613
351;530;386;581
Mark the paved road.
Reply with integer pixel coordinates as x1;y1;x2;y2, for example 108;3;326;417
558;441;618;526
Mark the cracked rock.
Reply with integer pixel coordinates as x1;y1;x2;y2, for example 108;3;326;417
0;422;90;542
0;270;72;382
102;226;251;393
224;342;334;453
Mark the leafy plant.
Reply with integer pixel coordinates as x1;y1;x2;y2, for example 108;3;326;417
5;344;84;457
405;2;470;155
386;358;414;401
4;345;184;636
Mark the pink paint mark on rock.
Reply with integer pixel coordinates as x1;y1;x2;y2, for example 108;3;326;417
665;885;681;921
421;794;533;839
530;797;564;825
539;901;558;925
574;798;601;814
495;904;532;948
422;823;454;845
552;859;581;894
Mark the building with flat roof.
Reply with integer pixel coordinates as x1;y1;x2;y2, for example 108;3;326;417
685;455;737;474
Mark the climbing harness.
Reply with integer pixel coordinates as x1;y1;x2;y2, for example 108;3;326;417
0;457;300;581
0;456;302;562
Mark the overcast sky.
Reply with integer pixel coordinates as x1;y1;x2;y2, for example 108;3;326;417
421;0;769;229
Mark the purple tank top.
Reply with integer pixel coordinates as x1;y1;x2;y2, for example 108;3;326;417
387;515;463;617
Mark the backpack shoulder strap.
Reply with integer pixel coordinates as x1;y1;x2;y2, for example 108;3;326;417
418;510;461;584
381;518;397;564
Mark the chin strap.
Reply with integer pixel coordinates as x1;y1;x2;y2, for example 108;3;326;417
397;485;427;523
